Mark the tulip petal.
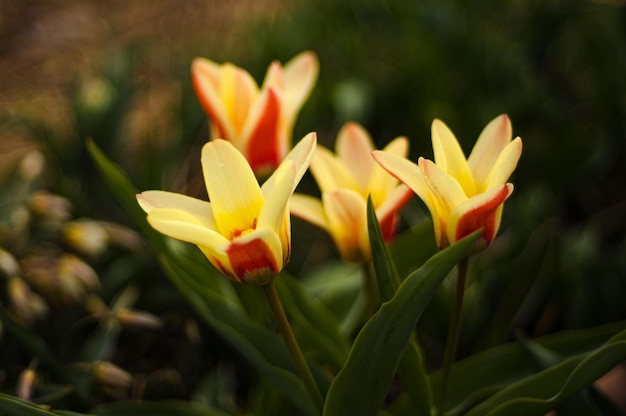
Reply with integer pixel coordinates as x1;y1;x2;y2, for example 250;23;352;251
225;227;283;285
311;146;360;193
240;86;282;174
192;59;260;146
279;51;319;124
262;132;316;195
146;208;230;249
137;191;216;229
336;122;375;190
372;151;446;247
375;184;413;240
258;161;296;233
468;114;513;187
447;183;513;248
431;119;476;196
201;139;264;239
368;136;409;206
289;193;329;231
323;189;370;263
485;137;523;190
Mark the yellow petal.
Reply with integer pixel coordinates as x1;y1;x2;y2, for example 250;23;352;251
323;190;370;263
372;151;446;247
431;119;476;196
146;208;229;249
375;184;413;231
289;193;329;231
192;58;236;142
311;146;360;193
262;132;317;195
335;122;375;191
219;64;259;137
137;191;216;229
201;139;263;239
419;158;467;209
258;161;296;233
467;114;513;187
367;136;409;206
279;51;319;125
484;137;523;191
447;183;513;249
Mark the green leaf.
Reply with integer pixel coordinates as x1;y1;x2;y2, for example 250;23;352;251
0;394;78;416
431;320;626;414
275;271;350;371
85;138;164;251
465;329;626;416
93;400;231;416
300;261;365;336
367;197;435;415
323;230;481;416
160;254;320;416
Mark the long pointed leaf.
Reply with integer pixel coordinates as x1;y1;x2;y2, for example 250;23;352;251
367;197;435;415
465;329;626;416
323;230;481;416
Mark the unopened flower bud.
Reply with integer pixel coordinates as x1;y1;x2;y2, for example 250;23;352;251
0;248;20;278
64;220;109;258
7;277;48;324
16;365;37;400
93;361;132;390
18;150;45;183
29;191;72;223
116;308;162;330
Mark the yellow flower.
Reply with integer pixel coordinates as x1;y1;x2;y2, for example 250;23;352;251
137;133;316;285
192;51;319;177
373;114;522;252
290;122;413;263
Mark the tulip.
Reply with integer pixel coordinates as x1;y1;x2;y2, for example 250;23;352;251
373;114;522;252
137;133;316;285
290;122;413;263
192;51;319;177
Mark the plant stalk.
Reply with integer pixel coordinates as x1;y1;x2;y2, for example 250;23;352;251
437;257;469;415
263;281;324;414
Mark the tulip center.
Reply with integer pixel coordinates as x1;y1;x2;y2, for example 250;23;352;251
232;218;257;240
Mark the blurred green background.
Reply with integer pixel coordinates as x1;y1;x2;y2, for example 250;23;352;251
1;0;625;412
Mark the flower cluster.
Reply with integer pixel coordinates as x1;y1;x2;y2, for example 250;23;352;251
138;51;522;284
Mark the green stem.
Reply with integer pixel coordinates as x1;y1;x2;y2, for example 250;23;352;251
437;257;469;415
262;281;324;414
363;262;379;318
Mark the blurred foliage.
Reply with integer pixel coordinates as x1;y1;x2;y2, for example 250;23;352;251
0;0;625;414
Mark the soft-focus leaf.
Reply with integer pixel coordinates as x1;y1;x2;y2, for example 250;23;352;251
0;394;77;416
93;400;231;416
323;230;481;416
276;271;350;371
465;329;626;416
300;261;365;336
0;306;64;378
432;320;626;414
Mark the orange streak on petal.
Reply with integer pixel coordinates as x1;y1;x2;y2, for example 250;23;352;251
246;88;282;174
192;71;228;140
453;184;512;246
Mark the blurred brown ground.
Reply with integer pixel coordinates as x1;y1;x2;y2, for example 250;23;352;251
0;0;286;175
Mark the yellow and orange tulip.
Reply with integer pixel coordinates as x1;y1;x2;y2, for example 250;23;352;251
373;114;522;252
137;133;316;285
192;51;319;177
290;122;412;263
